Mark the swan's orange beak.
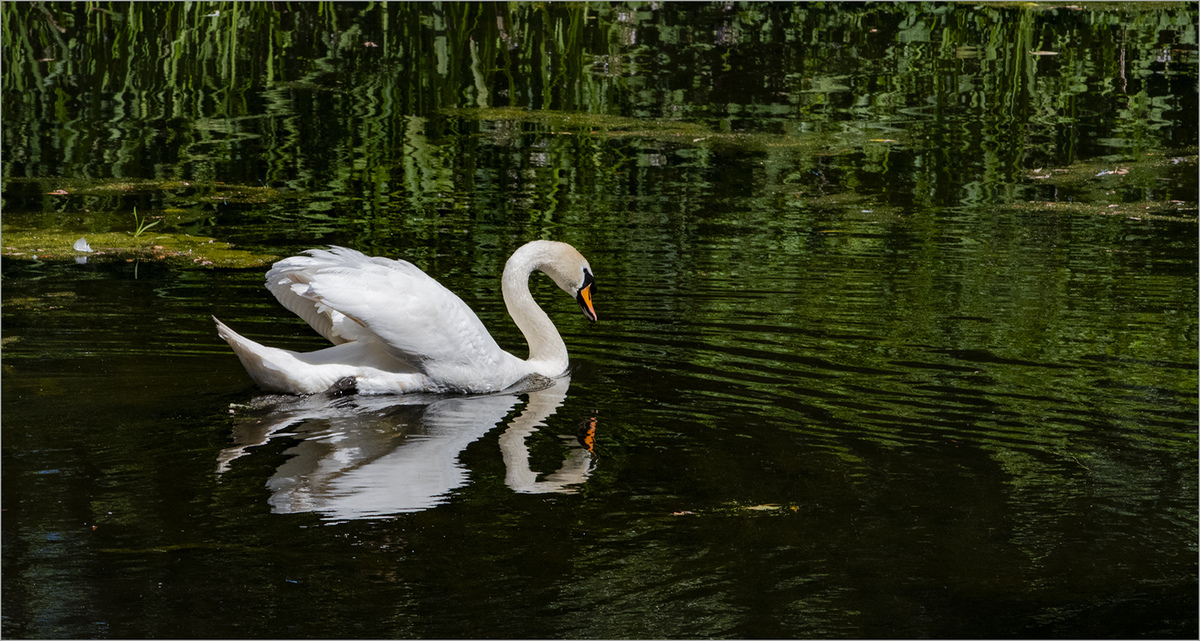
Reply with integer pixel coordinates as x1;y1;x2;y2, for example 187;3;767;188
576;273;597;322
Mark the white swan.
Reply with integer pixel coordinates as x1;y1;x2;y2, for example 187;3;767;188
214;240;596;395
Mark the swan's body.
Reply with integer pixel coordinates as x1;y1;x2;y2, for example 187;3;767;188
215;240;596;395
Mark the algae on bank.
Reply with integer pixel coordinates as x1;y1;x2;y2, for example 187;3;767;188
1;230;276;268
8;177;292;203
445;106;894;154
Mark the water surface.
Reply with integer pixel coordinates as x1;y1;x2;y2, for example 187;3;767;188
2;2;1197;638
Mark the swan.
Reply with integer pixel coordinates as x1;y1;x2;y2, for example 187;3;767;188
214;240;597;395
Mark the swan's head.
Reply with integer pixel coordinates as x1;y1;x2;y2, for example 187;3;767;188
513;240;598;322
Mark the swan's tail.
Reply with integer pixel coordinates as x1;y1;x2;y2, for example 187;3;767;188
214;316;325;394
214;316;432;395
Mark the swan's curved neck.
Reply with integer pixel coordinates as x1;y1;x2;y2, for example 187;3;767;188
502;246;569;375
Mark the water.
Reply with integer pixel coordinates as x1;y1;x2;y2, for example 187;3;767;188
3;3;1197;638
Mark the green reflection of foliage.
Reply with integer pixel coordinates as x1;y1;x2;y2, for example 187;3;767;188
4;2;1195;198
0;1;1194;508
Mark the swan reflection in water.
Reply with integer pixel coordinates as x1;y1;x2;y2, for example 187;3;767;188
216;375;595;520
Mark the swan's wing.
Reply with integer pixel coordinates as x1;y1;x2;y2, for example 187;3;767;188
266;247;508;373
266;249;367;344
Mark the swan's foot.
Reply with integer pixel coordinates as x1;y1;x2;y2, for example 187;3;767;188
507;373;557;393
325;376;359;397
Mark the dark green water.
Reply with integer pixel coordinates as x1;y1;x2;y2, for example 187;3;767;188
2;2;1197;638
